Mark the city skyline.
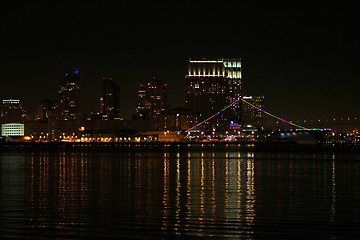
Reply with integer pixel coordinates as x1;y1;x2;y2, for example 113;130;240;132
1;2;359;121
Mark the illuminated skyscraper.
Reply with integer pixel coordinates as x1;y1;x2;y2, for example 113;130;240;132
101;77;120;119
135;77;169;120
242;96;264;128
185;58;242;129
58;68;81;120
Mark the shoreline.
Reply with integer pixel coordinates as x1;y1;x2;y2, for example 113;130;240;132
0;140;359;146
1;141;360;152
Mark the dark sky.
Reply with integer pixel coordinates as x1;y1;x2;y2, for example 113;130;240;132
1;1;359;121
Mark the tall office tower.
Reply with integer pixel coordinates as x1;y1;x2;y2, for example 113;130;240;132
185;58;242;129
223;58;242;119
101;77;120;119
0;99;26;123
58;68;81;120
135;77;169;119
242;96;264;128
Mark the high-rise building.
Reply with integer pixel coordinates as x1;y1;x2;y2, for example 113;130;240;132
101;77;120;119
58;68;81;120
0;99;26;123
242;95;264;128
135;77;169;120
36;99;56;121
185;58;242;129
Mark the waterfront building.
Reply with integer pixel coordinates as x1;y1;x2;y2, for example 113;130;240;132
58;68;81;120
158;107;201;131
25;119;81;142
0;99;26;123
101;77;120;119
1;123;25;137
52;120;81;141
24;121;49;140
135;76;169;120
185;58;242;130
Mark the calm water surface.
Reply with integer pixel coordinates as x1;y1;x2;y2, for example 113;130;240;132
0;143;359;239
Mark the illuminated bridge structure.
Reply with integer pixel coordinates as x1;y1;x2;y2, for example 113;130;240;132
187;97;312;132
186;97;359;134
268;118;360;133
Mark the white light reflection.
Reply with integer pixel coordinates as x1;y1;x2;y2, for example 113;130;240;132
330;160;336;222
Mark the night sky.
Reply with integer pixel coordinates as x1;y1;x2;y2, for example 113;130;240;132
1;1;359;121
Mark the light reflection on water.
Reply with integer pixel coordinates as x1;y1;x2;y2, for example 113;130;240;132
0;144;360;239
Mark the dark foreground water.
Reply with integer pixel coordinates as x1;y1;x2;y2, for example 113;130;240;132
0;143;359;239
